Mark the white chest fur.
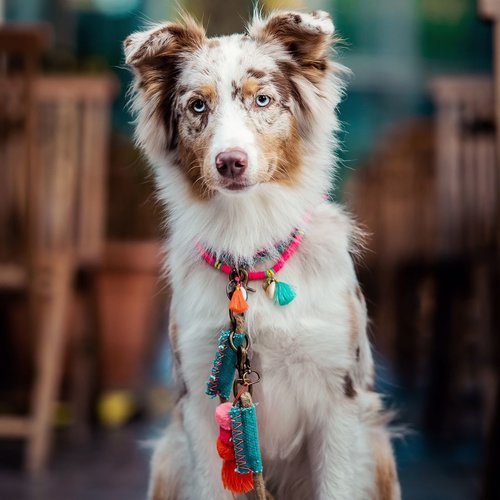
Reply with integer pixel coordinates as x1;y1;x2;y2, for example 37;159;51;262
167;203;361;459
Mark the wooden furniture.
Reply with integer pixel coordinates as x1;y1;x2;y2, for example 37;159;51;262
426;76;497;439
345;120;436;366
0;25;51;473
479;0;500;155
0;26;117;473
347;77;497;438
477;3;500;498
430;77;497;257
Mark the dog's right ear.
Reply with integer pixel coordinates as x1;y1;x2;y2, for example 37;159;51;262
123;18;205;69
124;17;205;152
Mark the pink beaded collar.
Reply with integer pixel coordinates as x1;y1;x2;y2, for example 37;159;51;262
195;204;314;279
195;205;316;306
196;226;306;282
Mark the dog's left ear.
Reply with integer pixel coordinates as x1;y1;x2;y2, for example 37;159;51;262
249;10;335;79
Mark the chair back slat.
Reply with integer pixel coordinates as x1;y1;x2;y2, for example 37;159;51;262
0;26;48;272
1;73;117;273
431;76;497;256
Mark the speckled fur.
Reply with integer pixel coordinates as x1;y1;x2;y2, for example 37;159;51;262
125;9;400;500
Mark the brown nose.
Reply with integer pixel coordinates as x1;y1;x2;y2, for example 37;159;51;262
215;149;248;179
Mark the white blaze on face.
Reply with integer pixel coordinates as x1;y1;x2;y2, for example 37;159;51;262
210;96;258;184
203;37;260;188
176;35;285;193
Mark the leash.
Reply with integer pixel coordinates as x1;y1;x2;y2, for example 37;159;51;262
202;207;315;499
208;276;266;498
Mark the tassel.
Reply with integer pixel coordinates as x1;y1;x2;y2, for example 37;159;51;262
217;438;234;460
221;460;254;493
274;281;296;306
218;438;253;493
229;284;249;314
216;402;254;494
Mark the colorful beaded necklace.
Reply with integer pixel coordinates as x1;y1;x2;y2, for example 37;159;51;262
196;207;313;306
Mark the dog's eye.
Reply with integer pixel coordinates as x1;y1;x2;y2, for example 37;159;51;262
191;99;206;113
255;94;271;107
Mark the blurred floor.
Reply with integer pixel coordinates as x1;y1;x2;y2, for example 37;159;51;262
395;407;481;500
0;424;151;500
380;356;483;500
0;361;483;500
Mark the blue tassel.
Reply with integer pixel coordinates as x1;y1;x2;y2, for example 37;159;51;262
274;281;296;306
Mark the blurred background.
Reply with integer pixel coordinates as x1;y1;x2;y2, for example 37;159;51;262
0;0;498;499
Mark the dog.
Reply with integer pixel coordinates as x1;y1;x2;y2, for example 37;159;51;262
124;9;400;500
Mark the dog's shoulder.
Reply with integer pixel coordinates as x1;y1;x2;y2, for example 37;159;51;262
303;201;364;272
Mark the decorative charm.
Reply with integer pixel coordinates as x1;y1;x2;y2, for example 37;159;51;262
263;269;296;306
196;221;310;307
226;277;248;300
206;267;266;497
274;280;296;306
206;330;246;400
263;279;276;300
230;396;263;476
208;313;264;496
229;283;249;314
215;402;254;493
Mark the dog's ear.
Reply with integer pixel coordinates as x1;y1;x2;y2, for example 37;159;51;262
124;17;205;69
249;10;334;82
123;17;205;151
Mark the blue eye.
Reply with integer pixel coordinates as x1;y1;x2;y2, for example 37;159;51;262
192;99;206;113
255;94;271;107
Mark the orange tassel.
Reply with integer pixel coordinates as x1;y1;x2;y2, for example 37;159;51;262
229;284;249;314
217;438;235;461
221;459;254;494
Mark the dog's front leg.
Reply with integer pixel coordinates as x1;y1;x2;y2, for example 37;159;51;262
182;395;232;500
309;398;359;500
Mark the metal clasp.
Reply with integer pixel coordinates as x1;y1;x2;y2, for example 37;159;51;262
227;268;255;300
228;330;250;352
232;371;261;398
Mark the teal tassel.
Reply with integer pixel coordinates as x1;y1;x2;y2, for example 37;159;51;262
274;281;296;306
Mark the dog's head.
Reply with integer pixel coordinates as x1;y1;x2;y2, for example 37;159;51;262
124;11;342;201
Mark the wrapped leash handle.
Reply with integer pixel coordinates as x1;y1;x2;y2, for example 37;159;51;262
238;392;268;500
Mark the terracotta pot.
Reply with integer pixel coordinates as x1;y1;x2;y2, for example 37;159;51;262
95;240;163;393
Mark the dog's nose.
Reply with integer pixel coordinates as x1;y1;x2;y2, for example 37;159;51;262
215;149;248;178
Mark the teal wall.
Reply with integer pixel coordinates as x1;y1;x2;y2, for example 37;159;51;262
332;0;492;190
6;0;494;190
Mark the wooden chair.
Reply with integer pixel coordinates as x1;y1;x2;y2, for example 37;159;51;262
0;24;52;474
347;77;497;437
427;76;497;438
344;120;436;367
477;3;500;498
0;25;117;473
430;77;497;257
